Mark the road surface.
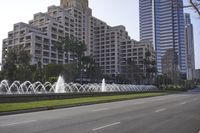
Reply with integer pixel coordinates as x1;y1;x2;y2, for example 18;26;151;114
0;89;200;133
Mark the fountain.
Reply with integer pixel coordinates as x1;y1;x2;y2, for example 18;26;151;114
101;78;106;92
55;75;66;93
0;77;158;94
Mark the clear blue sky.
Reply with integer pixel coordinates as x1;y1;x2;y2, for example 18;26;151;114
0;0;199;68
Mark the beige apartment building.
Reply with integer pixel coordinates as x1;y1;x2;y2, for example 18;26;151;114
120;40;155;81
2;0;155;77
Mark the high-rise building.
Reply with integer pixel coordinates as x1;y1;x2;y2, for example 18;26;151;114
194;69;200;80
139;0;153;42
184;13;195;80
61;0;88;11
140;0;187;79
2;0;155;79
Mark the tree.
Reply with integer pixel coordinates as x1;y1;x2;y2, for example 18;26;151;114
44;63;79;83
143;51;157;84
16;49;32;82
80;56;102;83
32;61;45;83
126;58;142;84
44;64;63;79
174;0;200;16
3;48;17;82
62;64;79;83
115;74;130;84
55;36;89;80
56;36;86;64
156;74;172;87
3;47;31;82
169;0;200;16
189;0;200;16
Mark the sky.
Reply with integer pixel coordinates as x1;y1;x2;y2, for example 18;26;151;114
0;0;199;68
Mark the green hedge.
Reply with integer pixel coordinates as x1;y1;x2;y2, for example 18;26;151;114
160;83;196;91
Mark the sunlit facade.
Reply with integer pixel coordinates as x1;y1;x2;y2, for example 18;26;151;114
3;0;149;77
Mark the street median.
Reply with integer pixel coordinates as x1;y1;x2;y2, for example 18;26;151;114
0;92;168;116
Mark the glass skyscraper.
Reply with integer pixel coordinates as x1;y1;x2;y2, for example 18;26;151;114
139;0;153;42
184;13;195;80
140;0;187;79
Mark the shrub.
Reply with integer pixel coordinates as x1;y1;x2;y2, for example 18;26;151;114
48;77;58;83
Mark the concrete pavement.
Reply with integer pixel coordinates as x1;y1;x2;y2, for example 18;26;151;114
0;89;200;133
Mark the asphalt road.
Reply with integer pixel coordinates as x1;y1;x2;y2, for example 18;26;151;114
0;89;200;133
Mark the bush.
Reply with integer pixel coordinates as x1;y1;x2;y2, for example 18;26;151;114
160;84;186;91
48;77;58;83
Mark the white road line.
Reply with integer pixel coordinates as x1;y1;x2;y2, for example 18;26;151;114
198;129;200;133
151;98;165;101
92;122;121;131
0;120;36;127
133;102;145;105
155;108;166;113
180;102;187;105
92;108;109;112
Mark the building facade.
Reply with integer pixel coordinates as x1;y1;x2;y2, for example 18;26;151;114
194;69;200;80
184;13;195;80
2;0;154;79
120;40;155;83
3;0;93;65
139;0;153;42
140;0;188;79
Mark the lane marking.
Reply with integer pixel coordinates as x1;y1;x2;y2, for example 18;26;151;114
92;122;121;131
151;98;165;101
198;130;200;133
0;120;36;127
180;102;187;105
92;108;109;112
155;108;166;113
133;102;145;105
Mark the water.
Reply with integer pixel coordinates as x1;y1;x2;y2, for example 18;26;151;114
55;75;66;93
0;77;158;94
101;78;106;92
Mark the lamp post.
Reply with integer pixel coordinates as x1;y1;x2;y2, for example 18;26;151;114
80;62;89;84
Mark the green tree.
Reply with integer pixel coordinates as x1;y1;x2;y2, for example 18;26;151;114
56;36;86;64
3;47;31;82
126;58;142;84
16;49;32;82
156;75;169;88
32;61;45;82
44;63;79;83
80;56;102;83
62;64;79;83
55;36;91;83
115;74;130;84
143;51;157;84
44;64;63;79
